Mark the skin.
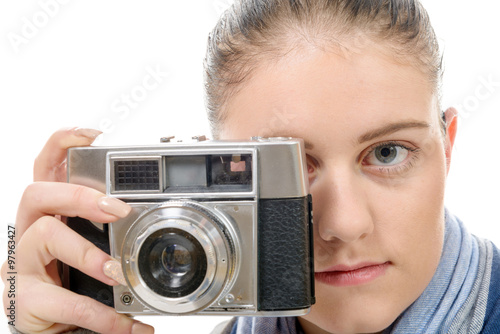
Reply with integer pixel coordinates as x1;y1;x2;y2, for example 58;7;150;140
220;44;458;333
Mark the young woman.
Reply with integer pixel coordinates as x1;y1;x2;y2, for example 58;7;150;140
4;0;500;333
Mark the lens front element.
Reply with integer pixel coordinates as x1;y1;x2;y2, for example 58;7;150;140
163;242;192;276
138;229;207;298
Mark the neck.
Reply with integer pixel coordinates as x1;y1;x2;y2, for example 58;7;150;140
298;317;383;334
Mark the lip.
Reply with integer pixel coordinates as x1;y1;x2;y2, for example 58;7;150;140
315;262;391;287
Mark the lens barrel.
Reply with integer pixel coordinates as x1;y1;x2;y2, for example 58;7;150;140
121;201;235;314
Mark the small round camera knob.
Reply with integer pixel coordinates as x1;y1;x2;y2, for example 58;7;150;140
160;136;175;143
192;135;207;142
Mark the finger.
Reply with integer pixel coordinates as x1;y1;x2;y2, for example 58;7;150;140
17;216;118;287
19;280;154;334
16;182;130;238
34;127;102;182
1;261;16;289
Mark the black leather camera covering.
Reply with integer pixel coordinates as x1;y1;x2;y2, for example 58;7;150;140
65;217;114;307
257;195;315;311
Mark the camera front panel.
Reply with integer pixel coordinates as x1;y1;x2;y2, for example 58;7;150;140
111;200;258;315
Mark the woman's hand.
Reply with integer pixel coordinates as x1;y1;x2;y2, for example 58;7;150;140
2;128;154;334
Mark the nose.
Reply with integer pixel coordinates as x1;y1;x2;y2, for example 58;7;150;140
313;165;374;244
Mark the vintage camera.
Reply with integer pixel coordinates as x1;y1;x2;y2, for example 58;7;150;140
64;136;314;316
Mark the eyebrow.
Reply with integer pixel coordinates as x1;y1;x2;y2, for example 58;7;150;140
358;120;431;144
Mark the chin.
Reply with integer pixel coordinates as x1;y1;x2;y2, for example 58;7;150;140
300;313;392;334
299;291;399;334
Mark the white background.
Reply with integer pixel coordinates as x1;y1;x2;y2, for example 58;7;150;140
0;0;499;333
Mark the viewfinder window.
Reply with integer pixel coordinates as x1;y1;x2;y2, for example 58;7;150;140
211;154;252;187
164;156;207;188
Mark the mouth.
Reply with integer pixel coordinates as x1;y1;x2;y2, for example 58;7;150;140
315;262;391;287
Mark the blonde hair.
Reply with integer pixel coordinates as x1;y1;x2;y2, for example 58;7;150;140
204;0;444;137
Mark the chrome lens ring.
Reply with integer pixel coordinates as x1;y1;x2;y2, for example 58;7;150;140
122;201;232;314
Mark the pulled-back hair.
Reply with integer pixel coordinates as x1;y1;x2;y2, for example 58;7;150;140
204;0;443;137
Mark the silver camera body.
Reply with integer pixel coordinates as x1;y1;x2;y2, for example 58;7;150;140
65;137;314;316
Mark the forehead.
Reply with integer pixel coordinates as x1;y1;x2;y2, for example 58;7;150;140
222;46;437;141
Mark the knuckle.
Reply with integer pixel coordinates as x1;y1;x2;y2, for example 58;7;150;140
33;154;43;171
15;280;30;310
71;185;88;204
0;261;7;281
70;185;99;210
32;216;58;241
64;297;96;326
108;313;126;333
78;238;100;270
21;182;42;206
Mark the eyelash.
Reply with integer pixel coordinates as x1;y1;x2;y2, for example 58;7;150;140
362;141;420;175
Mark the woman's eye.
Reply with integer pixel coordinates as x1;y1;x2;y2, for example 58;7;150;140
365;144;409;166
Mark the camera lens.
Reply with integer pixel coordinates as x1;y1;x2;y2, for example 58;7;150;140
122;201;235;314
162;244;192;276
138;228;207;298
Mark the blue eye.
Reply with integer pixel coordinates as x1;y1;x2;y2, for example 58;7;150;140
367;144;409;166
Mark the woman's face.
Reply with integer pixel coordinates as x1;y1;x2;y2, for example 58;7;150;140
220;45;452;333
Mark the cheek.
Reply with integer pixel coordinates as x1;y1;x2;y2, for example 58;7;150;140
372;148;446;282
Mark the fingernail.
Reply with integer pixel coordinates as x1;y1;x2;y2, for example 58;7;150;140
132;321;155;334
73;128;102;140
97;197;131;218
103;259;127;286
